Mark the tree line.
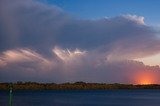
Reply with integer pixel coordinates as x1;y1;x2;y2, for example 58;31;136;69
0;81;160;90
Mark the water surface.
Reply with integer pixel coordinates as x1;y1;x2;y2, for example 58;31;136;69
1;90;160;106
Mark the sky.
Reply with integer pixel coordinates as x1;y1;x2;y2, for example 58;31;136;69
0;0;160;84
44;0;160;25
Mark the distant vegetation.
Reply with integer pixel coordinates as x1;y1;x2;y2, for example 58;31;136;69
1;82;160;90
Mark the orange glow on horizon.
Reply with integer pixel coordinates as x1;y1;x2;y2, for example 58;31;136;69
139;78;153;85
135;71;156;85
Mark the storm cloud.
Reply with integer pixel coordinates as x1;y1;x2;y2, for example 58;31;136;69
0;0;160;83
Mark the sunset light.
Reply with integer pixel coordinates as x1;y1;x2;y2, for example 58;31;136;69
139;78;153;85
135;71;156;85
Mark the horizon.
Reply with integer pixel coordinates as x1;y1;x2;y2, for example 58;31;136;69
1;81;160;86
0;0;160;84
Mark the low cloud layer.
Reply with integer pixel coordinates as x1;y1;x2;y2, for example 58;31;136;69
0;0;160;83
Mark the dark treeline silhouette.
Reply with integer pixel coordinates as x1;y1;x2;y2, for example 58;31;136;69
0;82;160;90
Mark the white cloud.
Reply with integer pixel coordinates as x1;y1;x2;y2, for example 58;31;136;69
123;14;145;25
53;46;86;62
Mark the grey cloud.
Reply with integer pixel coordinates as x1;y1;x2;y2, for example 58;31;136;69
0;49;160;83
0;0;68;54
58;17;160;59
0;0;160;83
0;0;160;58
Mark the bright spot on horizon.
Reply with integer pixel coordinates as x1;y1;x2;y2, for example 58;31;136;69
135;72;156;85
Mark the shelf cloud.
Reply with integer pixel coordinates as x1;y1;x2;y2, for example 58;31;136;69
0;0;160;83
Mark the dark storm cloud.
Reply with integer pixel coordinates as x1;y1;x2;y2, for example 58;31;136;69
0;0;160;83
0;0;68;54
0;0;160;58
